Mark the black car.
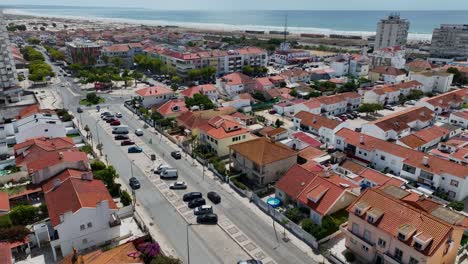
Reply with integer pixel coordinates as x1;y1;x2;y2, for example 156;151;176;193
188;198;206;209
183;192;202;202
196;213;218;224
114;135;129;141
237;260;263;264
207;191;221;204
77;107;83;113
171;151;182;159
129;177;140;190
106;117;118;123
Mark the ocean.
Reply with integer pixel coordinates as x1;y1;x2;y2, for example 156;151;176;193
2;5;468;40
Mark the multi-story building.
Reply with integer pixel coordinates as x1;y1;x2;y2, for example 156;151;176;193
362;106;435;141
100;43;143;67
65;38;102;65
368;46;406;69
397;125;451;152
0;11;21;103
293;111;348;144
316;92;362;116
14;110;67;144
369;66;407;84
272;49;314;65
334;128;468;201
180;84;219;101
135;85;174;108
198;116;254;157
374;14;410;50
361;80;423;105
409;70;454;93
343;186;466;264
229;138;297;186
329;54;370;77
430;24;468;59
449;110;468;128
216;72;254;97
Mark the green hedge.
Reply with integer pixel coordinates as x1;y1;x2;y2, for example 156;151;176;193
230;177;248;190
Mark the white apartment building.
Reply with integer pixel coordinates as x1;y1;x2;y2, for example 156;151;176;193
293;111;348;144
416;89;467;114
368;46;406;69
317;92;362;116
361;80;423;105
409;70;454;93
449;111;468;128
430;24;468;59
374;14;410;50
135;85;175;108
334;128;468;201
15;112;67;143
330;54;370;77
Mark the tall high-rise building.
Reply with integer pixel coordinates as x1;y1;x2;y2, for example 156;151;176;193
430;24;468;59
0;11;18;91
374;13;410;50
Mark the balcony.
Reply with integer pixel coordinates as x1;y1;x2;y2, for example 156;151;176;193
340;224;374;248
384;252;403;264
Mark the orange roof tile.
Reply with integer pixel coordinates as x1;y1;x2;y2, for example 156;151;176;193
155;99;188;117
221;72;253;86
230;138;296;165
368;106;434;132
294;111;340;130
0;192;10;212
135;85;173;97
180;84;218;98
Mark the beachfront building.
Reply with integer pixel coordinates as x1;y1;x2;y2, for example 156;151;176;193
0;11;21;103
334;128;468;201
430;24;468;59
374;14;410;50
368;46;406;70
65;38;102;65
272;49;314;65
343;186;466;264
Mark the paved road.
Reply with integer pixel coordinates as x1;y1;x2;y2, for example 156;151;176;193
46;53;316;263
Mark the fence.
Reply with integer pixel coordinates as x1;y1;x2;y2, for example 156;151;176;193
228;177;253;198
251;193;319;249
117;205;134;219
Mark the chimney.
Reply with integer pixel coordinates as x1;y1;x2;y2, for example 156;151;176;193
422;156;429;166
59;152;64;159
313;117;317;123
359;135;364;144
324;170;331;178
81;172;93;181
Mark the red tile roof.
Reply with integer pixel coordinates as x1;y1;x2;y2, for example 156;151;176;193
135;85;173;97
292;132;322;147
180;84;218;98
221;72;253;86
17;104;40;119
420;88;467;108
368;106;434;132
399;126;449;148
230;138;296;165
0;192;10;213
294;111;340;130
371;66;406;76
336;128;468;178
0;243;12;264
155;99;188;117
44;173;117;227
200;116;250;139
298;146;326;160
103;44;130;52
317;92;360;105
347;188;462;256
452;110;468;120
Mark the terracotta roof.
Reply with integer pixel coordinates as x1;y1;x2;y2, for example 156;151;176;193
340;160;366;175
180;84;218;98
336;128;468;178
298;146;326;161
255;77;274;88
452;110;468;120
359;168;403;186
103;44;130;52
0;192;10;213
420;88;467;108
302;99;321;109
347;188;461;256
60;241;143;264
199;116;250;139
0;243;12;264
291;132;322;147
399;126;449;148
135;85;173;97
230;138;296;165
294;111;340;130
17;104;40;119
44;174;117;227
155;99;188;116
371;66;406;76
221;72;253;86
407;59;435;72
368;106;434;132
316;92;360;105
264;127;287;138
279;68;310;79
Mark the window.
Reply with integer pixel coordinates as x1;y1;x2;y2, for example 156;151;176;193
409;257;419;264
450;180;459;187
350;237;356;244
361;245;369;252
402;164;416;174
363;229;372;242
367;215;375;223
414;242;422;251
336;139;341;145
352;223;359;234
82;238;88;244
80;224;85;231
448;190;456;198
397;233;406;241
87;222;92;228
378;238;386;248
380;155;386;161
394;248;403;261
354;208;361;215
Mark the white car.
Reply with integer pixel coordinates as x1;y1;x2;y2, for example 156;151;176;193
116;112;122;118
169;181;187;190
194;205;213;215
135;129;144;136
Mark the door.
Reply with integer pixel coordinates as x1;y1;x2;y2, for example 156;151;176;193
375;254;383;264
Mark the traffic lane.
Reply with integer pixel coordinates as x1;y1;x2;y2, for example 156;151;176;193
113;105;313;264
90;112;251;263
79;112;223;264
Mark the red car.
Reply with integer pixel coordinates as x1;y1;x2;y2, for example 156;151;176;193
121;140;135;146
110;120;121;126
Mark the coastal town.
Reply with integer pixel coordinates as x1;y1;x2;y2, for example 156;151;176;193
0;8;467;264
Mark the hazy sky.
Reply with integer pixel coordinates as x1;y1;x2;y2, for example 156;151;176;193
3;0;468;10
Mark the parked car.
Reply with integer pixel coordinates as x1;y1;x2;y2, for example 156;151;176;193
101;112;111;118
346;114;355;120
114;135;129;140
110;120;121;126
103;115;116;121
237;260;263;264
339;115;348;121
160;169;178;180
77;107;83;113
194;205;213;215
154;164;172;174
188;198;206;209
384;105;394;111
112;126;129;134
269;109;277;115
171;151;182;159
106;117;118;123
121;140;135;146
116;112;122;118
135;129;144;136
183;192;202;202
196;213;218;224
129;177;140;190
128;146;143;153
169;181;187;190
207;191;221;204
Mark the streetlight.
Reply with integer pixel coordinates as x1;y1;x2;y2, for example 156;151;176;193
130;159;135;178
186;223;200;264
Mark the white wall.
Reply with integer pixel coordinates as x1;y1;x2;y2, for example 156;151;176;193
16;123;67;144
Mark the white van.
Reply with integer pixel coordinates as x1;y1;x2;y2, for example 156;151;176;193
112;125;129;134
154;164;172;174
160;169;178;180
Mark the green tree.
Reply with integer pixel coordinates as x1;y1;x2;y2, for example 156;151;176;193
398;93;407;105
110;57;124;69
91;160;106;171
285;208;302;223
130;70;143;87
187;69;202;81
358;103;383;116
200;66;216;82
0;226;31;243
85;92;101;104
27;37;41;45
94;166;119;187
150;255;182;264
448;201;464;211
185;93;215;110
9;205;39;226
447;67;465;84
275;118;284;128
120;190;132;206
407;89;424;101
242;65;254;76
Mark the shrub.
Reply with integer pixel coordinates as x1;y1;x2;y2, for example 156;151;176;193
344;251;356;262
448;201;464;211
230;177;247;190
109;183;122;198
120;190;132;206
301;218;315;233
91;160;106;171
0;215;12;228
0;226;31;243
79;144;94;154
285;208;303;224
